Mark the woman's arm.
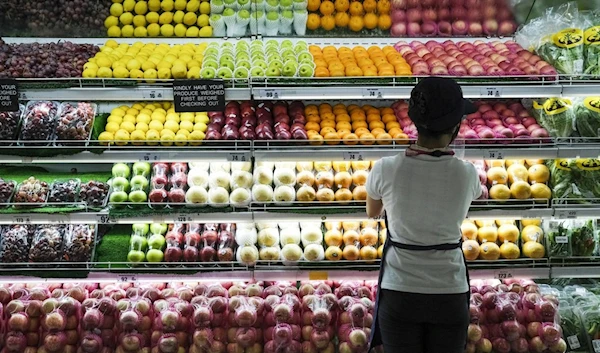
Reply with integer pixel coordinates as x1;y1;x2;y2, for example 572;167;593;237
367;196;383;218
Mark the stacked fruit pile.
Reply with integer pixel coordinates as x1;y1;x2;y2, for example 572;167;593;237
305;103;409;144
461;219;546;261
305;0;391;33
480;160;552;201
105;0;213;37
323;221;383;261
99;102;208;146
309;45;411;77
83;41;207;79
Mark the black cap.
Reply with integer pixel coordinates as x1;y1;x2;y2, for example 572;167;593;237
408;77;477;132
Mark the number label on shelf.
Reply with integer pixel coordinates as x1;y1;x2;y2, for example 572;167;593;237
494;270;513;280
485;150;504;159
343;151;364;161
140;153;159;162
118;275;138;283
142;89;165;100
96;214;112;224
12;216;31;224
176;214;192;222
556;209;578;219
568;335;581;350
227;152;250;162
480;87;503;98
262;89;280;99
362;88;383;99
309;271;328;280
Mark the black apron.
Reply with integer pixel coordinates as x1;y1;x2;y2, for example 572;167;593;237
368;146;471;352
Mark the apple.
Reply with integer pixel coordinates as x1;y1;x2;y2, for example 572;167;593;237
112;176;130;192
164;246;183;262
132;162;151;177
265;66;281;77
234;67;249;79
150;223;168;235
298;64;314;77
132;224;150;236
186;186;209;205
200;246;216;262
149;188;168;203
112;163;130;178
130;175;149;190
130;234;148;251
127;250;145;262
282;61;297;77
109;190;128;203
183;246;198;262
252;184;274;202
217;68;233;79
168;188;186;203
128;190;147;203
148;234;166;250
146;249;164;262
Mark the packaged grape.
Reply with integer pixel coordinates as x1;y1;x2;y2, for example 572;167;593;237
13;177;49;208
78;180;109;208
18;101;59;145
0;225;30;263
63;224;94;262
0;104;24;145
55;102;96;145
0;178;16;206
48;178;80;205
28;225;65;262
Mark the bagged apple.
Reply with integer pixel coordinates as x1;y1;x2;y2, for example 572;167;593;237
6;298;39;352
184;224;201;262
168;170;187;205
116;297;153;352
41;294;82;353
217;224;235;262
190;296;227;353
151;299;190;353
300;294;336;353
337;296;372;353
199;224;219;262
80;297;118;351
227;295;264;353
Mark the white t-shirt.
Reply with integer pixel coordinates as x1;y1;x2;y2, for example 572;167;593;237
366;149;481;294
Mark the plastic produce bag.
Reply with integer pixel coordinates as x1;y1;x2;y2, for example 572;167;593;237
28;225;64;262
578;303;600;350
570;219;597;256
548;159;600;202
583;10;600;77
574;97;600;137
63;224;94;262
0;225;30;263
538;98;576;137
559;306;589;353
544;220;573;257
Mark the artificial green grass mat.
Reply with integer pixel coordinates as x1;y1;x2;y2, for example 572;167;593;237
94;225;130;268
0;165;111;213
109;205;235;218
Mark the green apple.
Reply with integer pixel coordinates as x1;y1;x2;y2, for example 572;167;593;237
148;233;166;250
252;59;267;69
236;52;250;62
203;59;219;70
265;66;281;76
221;60;235;71
220;53;234;65
209;14;223;25
112;177;130;192
267;54;282;63
203;55;219;64
127;250;146;262
130;234;148;251
130;175;149;190
280;0;292;7
146;249;164;262
281;39;293;48
236;60;252;70
112;163;131;178
234;67;249;79
128;189;147;203
281;48;295;58
132;223;150;235
132;162;151;176
295;45;308;53
205;47;220;57
109;190;128;203
297;52;312;63
298;63;314;77
236;41;249;48
150;223;168;235
251;51;265;61
222;42;234;48
200;67;217;78
282;61;297;76
250;40;263;48
238;9;250;18
251;66;265;77
270;59;283;69
217;67;233;79
223;7;235;16
266;39;278;46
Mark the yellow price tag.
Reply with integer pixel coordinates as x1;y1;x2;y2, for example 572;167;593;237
308;271;328;280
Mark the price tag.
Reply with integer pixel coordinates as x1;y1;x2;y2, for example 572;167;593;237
117;275;138;283
555;236;569;244
480;87;503;98
494;270;513;280
96;214;112;224
262;89;280;99
556;209;578;219
0;79;19;112
308;271;328;280
592;339;600;353
568;335;581;349
485;150;504;159
12;216;31;224
227;152;250;162
173;79;226;113
175;214;192;223
142;89;165;100
362;88;383;99
343;151;365;161
139;153;159;162
18;92;27;101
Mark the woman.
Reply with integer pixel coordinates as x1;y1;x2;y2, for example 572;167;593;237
366;77;482;353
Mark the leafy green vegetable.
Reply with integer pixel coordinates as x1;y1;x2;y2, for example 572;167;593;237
548;159;600;202
546;221;572;257
559;306;590;353
539;98;576;137
580;304;600;342
574;97;600;137
571;220;597;256
583;10;600;77
538;28;585;75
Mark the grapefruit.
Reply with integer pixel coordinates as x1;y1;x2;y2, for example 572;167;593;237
462;240;480;261
522;241;545;258
474;220;495;227
525;159;544;166
510;181;532;199
528;164;550;183
489;184;511;200
487;167;508;185
325;246;342;261
360;246;378;261
500;242;520;259
498;224;519;243
477;226;498;243
521;225;543;243
479;242;500;260
505;159;525;168
461;222;478;240
342;245;360;260
324;229;343;246
530;183;551;200
521;219;541;227
507;164;529;184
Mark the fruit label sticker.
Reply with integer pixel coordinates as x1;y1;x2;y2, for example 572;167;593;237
0;79;19;112
584;26;600;45
173;79;225;113
552;28;584;49
567;335;581;349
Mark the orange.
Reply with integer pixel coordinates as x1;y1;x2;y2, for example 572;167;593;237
370;128;385;137
337;129;352;138
309;134;324;145
360;133;376;145
349;2;363;16
378;14;392;30
528;164;550;184
307;0;321;11
366;114;382;123
324;132;340;144
305;105;318;113
377;0;390;14
345;66;363;76
320;112;335;121
305;122;320;131
363;0;376;12
307;115;321;123
393;132;409;144
376;132;392;144
320;127;337;136
388;127;402;136
306;13;321;30
330;69;345;77
320;120;336;129
334;0;349;12
381;114;396;124
315;67;330;77
352;121;368;130
354;127;370;137
321;14;335;30
319;1;334;14
334;11;350;28
386;122;400;130
363;68;378;76
343;133;359;145
319;103;332;111
462;240;480;261
350;110;366;120
335;113;351;122
479;242;500;260
336;121;352;130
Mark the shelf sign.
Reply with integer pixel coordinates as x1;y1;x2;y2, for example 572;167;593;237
227;152;250;162
362;88;383;99
485;150;504;159
262;89;280;99
480;87;503;98
343;151;364;161
556;209;578;219
117;275;138;283
176;214;192;222
96;214;113;224
568;335;581;350
0;79;19;112
12;216;31;224
142;89;165;100
494;270;513;280
308;271;328;280
139;153;159;162
173;79;225;113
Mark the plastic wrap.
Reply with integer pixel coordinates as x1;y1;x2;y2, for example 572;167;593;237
583;10;600;77
55;102;96;144
63;224;94;262
78;180;109;208
14;177;49;207
19;101;59;144
48;178;80;205
164;226;183;263
28;225;64;262
0;178;16;205
0;105;23;144
544;220;573;257
0;225;30;263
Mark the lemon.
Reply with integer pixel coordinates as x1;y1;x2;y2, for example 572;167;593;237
135;1;148;14
179;120;194;132
97;67;113;78
122;0;135;10
189;130;205;144
121;116;135;125
120;12;134;25
98;131;115;145
114;129;131;144
146;129;160;145
135;115;150;126
151;112;166;123
113;0;124;3
197;14;209;27
148;0;161;11
147;23;161;36
146;12;160;23
125;59;141;71
160;24;174;36
107;115;123;124
120;121;136;133
144;69;158;83
135;124;148;134
129;130;145;145
174;0;187;10
161;0;174;11
134;27;147;37
110;3;124;16
129;69;144;78
157;61;172;70
166;112;180;122
105;16;119;28
82;68;98;78
194;114;208;124
140;61;155;72
173;10;185;23
179;113;193;122
121;25;134;37
183;12;197;26
173;133;187;146
164;54;177;63
186;0;200;11
113;67;130;78
112;61;125;70
111;108;127;116
131;15;145;27
164;120;179;133
160;134;174;146
185;26;199;37
199;2;210;14
174;23;187;37
177;129;190;137
107;26;122;37
194;122;207;131
159;12;173;24
149;118;164;128
162;102;172;110
187;60;201;69
105;122;121;133
158;68;172;79
198;26;212;37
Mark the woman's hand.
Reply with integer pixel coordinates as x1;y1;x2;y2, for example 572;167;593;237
367;196;383;218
